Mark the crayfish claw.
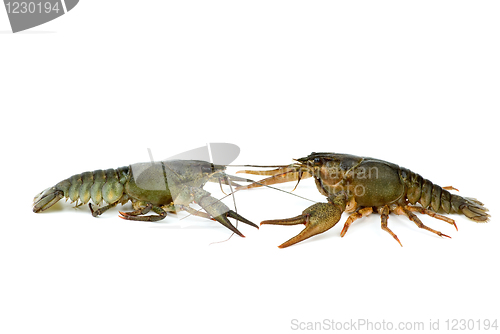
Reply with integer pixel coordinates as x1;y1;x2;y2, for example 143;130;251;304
212;214;246;237
209;210;259;237
262;202;343;248
261;214;307;226
226;210;259;229
193;189;256;237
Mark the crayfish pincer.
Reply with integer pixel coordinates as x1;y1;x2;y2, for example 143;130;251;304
33;160;258;237
238;153;489;248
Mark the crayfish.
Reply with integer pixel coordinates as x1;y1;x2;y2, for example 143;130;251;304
33;160;257;237
239;153;489;248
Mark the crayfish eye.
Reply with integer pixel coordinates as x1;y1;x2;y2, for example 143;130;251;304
313;157;322;164
201;164;213;174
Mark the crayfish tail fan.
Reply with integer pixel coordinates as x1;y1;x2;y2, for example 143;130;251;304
451;195;490;222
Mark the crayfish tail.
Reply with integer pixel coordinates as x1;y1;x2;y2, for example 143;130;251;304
33;167;130;214
403;168;490;222
451;195;490;222
33;187;64;213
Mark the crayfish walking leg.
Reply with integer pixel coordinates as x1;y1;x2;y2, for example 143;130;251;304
379;206;402;247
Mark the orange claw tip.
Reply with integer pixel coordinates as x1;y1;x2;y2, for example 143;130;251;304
442;234;452;239
453;222;458;231
278;241;294;248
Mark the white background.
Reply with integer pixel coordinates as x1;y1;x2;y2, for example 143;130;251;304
1;1;499;333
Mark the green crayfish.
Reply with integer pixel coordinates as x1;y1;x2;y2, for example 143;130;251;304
33;160;257;237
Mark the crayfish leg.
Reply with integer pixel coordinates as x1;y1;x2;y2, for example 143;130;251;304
119;204;167;222
378;206;403;247
405;206;458;231
393;206;451;239
119;203;152;217
89;202;118;217
340;207;373;237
